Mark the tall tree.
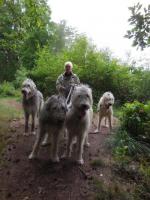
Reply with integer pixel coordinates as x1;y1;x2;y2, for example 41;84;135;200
125;2;150;50
0;0;22;81
51;20;78;53
0;0;54;80
0;0;78;81
20;0;53;69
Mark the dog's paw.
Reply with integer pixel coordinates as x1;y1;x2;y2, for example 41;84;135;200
51;156;60;163
84;142;90;147
94;129;101;133
76;159;84;165
61;152;71;159
61;153;66;159
104;124;109;128
41;141;51;147
23;132;29;136
28;152;37;160
31;131;36;135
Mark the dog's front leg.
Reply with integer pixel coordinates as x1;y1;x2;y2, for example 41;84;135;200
84;133;90;147
51;131;60;162
76;134;85;165
31;112;36;135
66;133;74;158
98;114;102;132
95;113;102;133
41;133;51;146
28;127;44;159
108;115;112;132
24;112;29;136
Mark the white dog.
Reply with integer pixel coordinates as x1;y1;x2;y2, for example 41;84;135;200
22;78;44;135
95;92;114;133
65;84;93;165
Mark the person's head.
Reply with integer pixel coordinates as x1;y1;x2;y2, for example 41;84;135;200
64;61;73;74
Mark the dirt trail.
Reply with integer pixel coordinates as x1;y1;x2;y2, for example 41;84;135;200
0;100;118;200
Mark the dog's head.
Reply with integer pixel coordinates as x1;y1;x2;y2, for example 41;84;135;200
102;92;114;109
45;95;67;124
71;84;93;117
21;79;37;100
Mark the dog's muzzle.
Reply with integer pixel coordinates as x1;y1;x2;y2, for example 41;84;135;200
22;89;31;99
106;103;112;109
78;104;90;118
80;104;90;110
22;89;27;95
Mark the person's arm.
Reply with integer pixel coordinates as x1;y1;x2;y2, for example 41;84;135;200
56;75;66;93
74;74;80;85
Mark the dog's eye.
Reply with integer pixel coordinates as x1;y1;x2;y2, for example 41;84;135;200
61;106;66;111
86;94;90;98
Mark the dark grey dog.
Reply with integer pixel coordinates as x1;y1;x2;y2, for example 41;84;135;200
22;78;44;135
28;95;67;162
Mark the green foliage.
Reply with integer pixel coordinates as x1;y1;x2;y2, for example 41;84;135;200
108;101;150;164
13;67;28;88
30;46;67;96
0;81;16;96
122;101;150;142
110;129;150;160
0;0;22;81
125;3;150;49
31;36;137;103
133;68;150;101
133;180;150;200
92;178;130;200
0;0;76;81
51;20;78;53
140;162;150;177
20;0;53;69
0;0;150;105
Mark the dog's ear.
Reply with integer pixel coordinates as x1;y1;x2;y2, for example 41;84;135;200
31;81;37;90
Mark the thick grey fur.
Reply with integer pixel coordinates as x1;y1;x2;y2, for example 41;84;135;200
28;95;67;162
22;78;44;135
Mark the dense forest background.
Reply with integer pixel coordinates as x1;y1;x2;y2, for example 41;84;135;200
0;0;150;104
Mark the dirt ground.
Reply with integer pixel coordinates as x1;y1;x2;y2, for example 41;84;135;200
0;100;124;200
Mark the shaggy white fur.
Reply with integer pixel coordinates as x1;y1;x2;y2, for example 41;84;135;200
95;92;114;133
65;84;93;165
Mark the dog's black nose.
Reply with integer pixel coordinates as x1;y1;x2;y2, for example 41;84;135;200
22;90;26;94
81;104;89;110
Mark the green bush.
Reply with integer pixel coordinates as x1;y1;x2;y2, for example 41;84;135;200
30;47;68;96
13;67;28;88
30;39;135;104
122;101;150;142
110;129;150;159
0;81;16;96
108;101;150;161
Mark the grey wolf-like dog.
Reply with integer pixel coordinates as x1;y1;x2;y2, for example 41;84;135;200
28;95;67;162
22;78;44;135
